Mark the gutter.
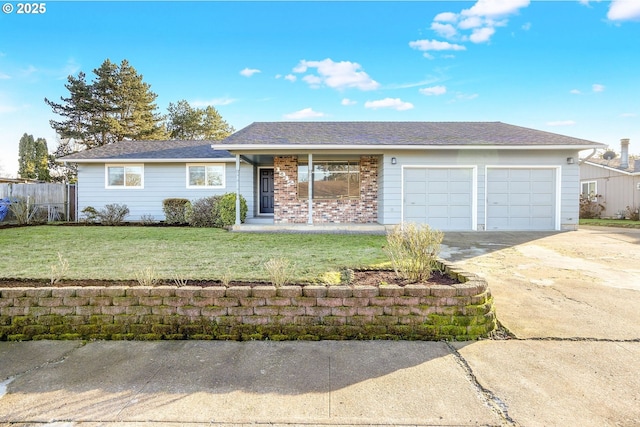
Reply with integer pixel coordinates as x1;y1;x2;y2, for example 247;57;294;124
211;144;604;151
579;148;597;165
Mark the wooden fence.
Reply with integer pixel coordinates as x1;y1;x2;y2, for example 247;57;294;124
0;183;76;222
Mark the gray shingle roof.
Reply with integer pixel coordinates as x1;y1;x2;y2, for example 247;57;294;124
585;157;640;174
61;140;233;161
218;122;605;147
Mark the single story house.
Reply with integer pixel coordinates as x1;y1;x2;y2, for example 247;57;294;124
580;138;640;218
63;121;605;231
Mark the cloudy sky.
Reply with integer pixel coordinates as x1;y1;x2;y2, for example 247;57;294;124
1;0;639;177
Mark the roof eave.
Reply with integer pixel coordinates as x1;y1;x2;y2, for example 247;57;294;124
63;157;238;164
582;160;640;176
212;143;603;151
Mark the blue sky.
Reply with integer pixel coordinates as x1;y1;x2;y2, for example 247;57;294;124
1;0;639;177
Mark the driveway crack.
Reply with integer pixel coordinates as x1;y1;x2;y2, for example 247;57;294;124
444;341;519;427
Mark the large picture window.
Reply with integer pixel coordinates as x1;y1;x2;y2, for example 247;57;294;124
106;165;143;188
187;164;225;188
298;161;360;199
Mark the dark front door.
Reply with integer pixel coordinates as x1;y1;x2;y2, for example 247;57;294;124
260;168;274;214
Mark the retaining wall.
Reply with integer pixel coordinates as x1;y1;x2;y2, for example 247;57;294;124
0;268;495;341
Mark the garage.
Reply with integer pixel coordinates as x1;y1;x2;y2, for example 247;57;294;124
486;167;558;231
403;167;475;231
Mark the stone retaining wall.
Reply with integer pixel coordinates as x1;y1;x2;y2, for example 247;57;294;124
0;267;495;341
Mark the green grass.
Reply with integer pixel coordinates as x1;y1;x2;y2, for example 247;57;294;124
580;218;640;229
0;225;389;281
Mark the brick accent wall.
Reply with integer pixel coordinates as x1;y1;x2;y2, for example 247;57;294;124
0;270;495;341
273;156;379;224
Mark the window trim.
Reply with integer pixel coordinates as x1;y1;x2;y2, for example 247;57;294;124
298;160;360;200
105;164;144;189
186;163;226;189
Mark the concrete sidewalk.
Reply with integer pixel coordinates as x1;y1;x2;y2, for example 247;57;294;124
1;227;640;426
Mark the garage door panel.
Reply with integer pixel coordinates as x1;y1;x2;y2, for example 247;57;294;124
486;168;556;231
403;167;474;231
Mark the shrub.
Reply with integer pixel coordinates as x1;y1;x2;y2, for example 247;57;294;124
81;206;100;223
264;257;293;288
135;266;158;286
626;205;639;221
579;193;605;219
49;252;69;285
215;193;248;227
186;196;221;227
162;198;191;225
9;197;30;225
384;222;443;283
99;204;130;225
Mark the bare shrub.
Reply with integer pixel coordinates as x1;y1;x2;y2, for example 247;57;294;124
384;222;443;283
9;198;30;225
579;193;605;219
50;252;69;285
263;257;293;288
135;266;159;286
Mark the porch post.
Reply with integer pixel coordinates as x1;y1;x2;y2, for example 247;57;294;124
235;154;241;225
308;153;313;224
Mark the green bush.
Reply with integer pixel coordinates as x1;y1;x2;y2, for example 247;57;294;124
215;193;248;227
162;198;191;224
81;204;129;225
384;222;443;283
186;196;221;227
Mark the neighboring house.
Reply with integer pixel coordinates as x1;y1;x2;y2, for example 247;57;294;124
580;138;640;218
63;121;604;231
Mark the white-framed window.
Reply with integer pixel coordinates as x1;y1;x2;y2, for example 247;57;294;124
298;160;360;200
581;181;597;201
187;163;225;188
106;164;144;189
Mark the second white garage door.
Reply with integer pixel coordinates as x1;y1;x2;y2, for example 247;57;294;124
486;167;557;231
403;167;475;231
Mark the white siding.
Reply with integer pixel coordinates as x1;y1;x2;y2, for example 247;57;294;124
580;163;640;217
76;162;254;221
381;150;580;231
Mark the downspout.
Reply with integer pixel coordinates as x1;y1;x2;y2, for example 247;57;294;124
308;153;313;225
579;149;597;165
235;155;241;225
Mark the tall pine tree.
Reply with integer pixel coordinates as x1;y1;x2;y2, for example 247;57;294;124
18;133;50;181
45;59;167;150
167;100;234;140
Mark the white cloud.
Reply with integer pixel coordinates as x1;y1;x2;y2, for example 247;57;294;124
191;97;236;107
293;59;380;91
570;89;582;95
458;16;483;30
409;39;466;52
592;84;605;92
283;108;326;120
0;104;18;113
0;73;10;79
462;0;530;18
240;68;261;77
419;85;447;96
608;0;640;21
364;98;414;111
431;22;457;39
522;22;532;31
284;74;296;82
469;27;496;43
341;98;357;106
620;113;637;118
434;12;458;23
547;120;576;126
456;93;479;101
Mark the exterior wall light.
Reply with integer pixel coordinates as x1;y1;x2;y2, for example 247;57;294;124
566;157;575;165
391;157;397;165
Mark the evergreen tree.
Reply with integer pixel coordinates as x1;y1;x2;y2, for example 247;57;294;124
18;133;51;181
45;59;167;150
167;100;234;140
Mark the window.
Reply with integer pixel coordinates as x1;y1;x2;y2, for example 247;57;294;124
106;165;143;188
187;164;225;188
581;181;597;201
298;161;360;199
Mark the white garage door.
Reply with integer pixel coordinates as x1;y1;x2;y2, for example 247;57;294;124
403;167;474;231
486;168;557;231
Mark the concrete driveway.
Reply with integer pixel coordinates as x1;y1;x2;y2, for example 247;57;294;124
0;226;639;427
441;226;640;340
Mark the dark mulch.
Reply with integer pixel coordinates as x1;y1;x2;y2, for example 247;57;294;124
0;270;458;288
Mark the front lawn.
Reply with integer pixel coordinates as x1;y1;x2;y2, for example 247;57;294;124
579;219;640;229
0;225;388;281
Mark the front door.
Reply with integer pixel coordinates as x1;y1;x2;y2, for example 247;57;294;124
259;168;274;214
